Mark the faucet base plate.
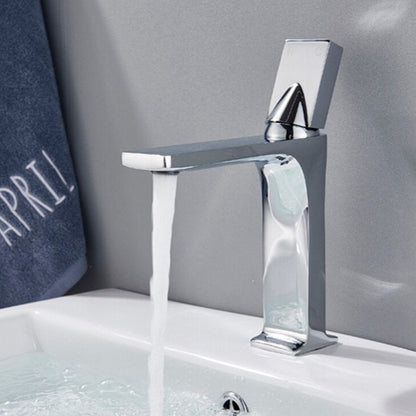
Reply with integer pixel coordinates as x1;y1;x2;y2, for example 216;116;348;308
251;331;337;356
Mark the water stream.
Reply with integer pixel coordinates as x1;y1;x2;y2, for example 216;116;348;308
148;172;178;416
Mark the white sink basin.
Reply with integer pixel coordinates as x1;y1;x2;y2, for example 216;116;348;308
0;289;415;415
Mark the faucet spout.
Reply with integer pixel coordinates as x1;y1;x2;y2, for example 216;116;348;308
122;135;314;172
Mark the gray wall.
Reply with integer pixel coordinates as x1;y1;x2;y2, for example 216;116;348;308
42;0;416;350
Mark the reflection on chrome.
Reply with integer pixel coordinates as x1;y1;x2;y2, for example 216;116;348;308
262;157;308;334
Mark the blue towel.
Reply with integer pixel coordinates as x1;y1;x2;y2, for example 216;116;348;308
0;0;87;307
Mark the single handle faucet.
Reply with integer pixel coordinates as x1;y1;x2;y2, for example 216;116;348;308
122;39;342;355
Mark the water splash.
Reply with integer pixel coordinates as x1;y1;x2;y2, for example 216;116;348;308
148;173;178;416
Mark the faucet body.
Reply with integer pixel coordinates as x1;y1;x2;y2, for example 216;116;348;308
253;136;335;354
123;134;333;354
122;39;342;355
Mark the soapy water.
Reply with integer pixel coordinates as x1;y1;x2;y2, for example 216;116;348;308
0;352;244;416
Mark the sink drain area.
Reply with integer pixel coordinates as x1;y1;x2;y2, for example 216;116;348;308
219;392;249;415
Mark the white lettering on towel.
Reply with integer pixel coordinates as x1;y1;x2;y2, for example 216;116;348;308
26;160;66;205
42;150;75;192
0;214;22;247
0;188;31;231
10;176;54;218
0;149;76;248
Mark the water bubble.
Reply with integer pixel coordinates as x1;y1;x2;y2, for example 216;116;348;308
100;379;112;386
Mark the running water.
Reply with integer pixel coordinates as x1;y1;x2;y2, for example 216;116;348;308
148;172;178;416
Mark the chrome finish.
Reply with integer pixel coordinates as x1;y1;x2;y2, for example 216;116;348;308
250;153;337;355
265;83;312;141
122;39;342;355
122;135;318;172
267;83;308;126
268;39;342;130
219;392;249;415
265;121;319;142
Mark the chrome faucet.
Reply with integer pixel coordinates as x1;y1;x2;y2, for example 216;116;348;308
122;39;342;355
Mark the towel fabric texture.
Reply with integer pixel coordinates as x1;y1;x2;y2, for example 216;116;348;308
0;0;87;307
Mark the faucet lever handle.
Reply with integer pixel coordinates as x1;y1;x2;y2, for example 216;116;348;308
268;39;342;130
267;82;308;126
